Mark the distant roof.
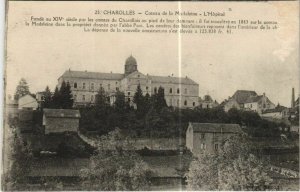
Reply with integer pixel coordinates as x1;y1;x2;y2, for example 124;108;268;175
244;95;263;103
61;70;124;80
189;123;241;133
43;109;81;118
149;75;198;85
232;90;257;104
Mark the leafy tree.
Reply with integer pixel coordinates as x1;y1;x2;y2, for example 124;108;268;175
219;155;273;190
186;134;274;190
80;129;152;190
5;131;32;190
14;78;30;100
43;86;52;108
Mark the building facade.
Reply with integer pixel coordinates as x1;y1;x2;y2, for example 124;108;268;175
186;122;241;155
57;55;199;108
198;95;219;109
243;93;275;114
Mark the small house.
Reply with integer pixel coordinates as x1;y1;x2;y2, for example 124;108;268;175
43;109;80;134
186;123;242;155
18;94;38;110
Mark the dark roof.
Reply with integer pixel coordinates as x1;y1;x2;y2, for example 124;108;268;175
125;55;137;66
61;70;124;80
232;90;257;104
149;75;198;85
43;109;81;118
189;123;241;133
245;95;263;103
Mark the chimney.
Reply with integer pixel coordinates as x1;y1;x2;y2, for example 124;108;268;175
291;87;295;108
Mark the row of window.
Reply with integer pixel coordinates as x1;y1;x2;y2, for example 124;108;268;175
71;81;190;95
168;99;196;107
73;82;118;90
153;87;188;95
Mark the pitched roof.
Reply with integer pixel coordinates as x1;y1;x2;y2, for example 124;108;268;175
61;70;124;80
43;109;81;118
232;90;257;104
149;75;198;85
244;95;263;103
189;123;241;133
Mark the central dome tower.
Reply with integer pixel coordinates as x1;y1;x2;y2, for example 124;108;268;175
125;55;138;76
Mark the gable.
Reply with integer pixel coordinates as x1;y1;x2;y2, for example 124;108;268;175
124;71;147;79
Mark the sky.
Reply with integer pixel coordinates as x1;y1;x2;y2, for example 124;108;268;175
5;1;299;107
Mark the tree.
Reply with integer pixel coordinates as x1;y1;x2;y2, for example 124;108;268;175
152;86;167;112
14;78;30;100
114;90;126;112
80;129;152;190
59;81;73;109
95;87;109;108
51;86;60;108
43;86;52;108
186;134;274;190
219;155;273;191
133;84;145;118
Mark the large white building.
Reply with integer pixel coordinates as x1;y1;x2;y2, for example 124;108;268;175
58;55;199;108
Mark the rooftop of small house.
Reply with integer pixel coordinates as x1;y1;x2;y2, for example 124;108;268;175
43;109;81;118
189;123;242;133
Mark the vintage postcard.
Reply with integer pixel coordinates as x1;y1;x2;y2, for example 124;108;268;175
2;0;299;191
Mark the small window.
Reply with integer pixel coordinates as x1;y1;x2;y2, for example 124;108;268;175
74;82;77;88
201;133;205;139
108;84;110;90
177;100;179;106
82;95;85;101
83;83;86;89
184;100;187;106
200;143;206;150
128;92;130;96
128;98;131;102
138;75;140;78
214;144;219;151
146;86;149;90
193;102;195;106
116;81;118;85
184;88;187;94
116;87;119;91
207;104;209;109
170;88;173;94
100;84;102;88
91;83;94;90
177;88;180;94
154;87;157;94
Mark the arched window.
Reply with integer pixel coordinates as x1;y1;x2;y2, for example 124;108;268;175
74;82;77;88
184;100;187;106
169;88;172;94
177;88;180;94
193;102;195;106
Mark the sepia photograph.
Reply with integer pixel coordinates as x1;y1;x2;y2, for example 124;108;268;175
2;1;299;191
